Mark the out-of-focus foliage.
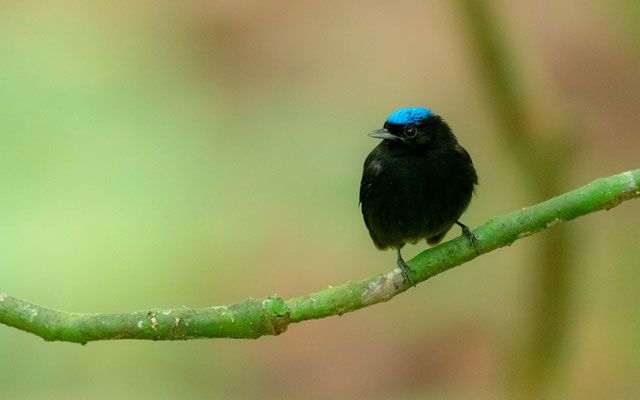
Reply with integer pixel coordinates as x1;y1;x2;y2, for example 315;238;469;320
1;1;639;399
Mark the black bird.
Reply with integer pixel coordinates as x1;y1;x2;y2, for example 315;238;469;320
359;107;478;286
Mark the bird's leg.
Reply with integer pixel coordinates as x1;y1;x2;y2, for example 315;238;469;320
396;246;416;287
455;220;479;255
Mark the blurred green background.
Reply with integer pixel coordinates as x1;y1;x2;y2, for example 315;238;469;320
1;1;639;399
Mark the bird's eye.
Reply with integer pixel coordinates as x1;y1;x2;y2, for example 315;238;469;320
404;125;417;138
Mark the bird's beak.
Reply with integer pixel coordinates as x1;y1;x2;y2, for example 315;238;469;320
368;128;401;141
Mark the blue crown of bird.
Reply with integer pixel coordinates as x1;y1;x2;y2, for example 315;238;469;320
386;107;433;125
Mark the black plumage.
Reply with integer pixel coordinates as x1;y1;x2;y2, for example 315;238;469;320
359;108;478;285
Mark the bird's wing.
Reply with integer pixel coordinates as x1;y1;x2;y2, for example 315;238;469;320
455;143;473;166
359;151;384;206
454;144;478;185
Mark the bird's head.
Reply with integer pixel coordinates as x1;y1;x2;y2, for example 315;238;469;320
369;107;452;147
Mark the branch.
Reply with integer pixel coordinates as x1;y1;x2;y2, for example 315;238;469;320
2;169;639;343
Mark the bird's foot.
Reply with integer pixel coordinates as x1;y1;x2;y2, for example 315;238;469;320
456;221;480;255
397;258;416;287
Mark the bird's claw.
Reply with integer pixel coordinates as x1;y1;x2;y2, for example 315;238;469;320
460;225;480;255
397;259;416;287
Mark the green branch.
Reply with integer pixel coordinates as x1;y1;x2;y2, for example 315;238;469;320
1;169;639;343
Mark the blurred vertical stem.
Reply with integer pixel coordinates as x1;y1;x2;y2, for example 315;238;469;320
458;0;575;397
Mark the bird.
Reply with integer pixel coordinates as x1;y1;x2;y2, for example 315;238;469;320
359;107;478;286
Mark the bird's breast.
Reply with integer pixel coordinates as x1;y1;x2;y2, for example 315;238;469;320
361;147;474;248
